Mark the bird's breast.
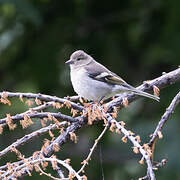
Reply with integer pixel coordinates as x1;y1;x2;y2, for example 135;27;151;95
70;68;112;101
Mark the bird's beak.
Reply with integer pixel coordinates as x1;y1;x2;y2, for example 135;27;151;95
65;59;74;65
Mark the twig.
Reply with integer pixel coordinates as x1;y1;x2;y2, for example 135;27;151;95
106;114;156;180
0;111;78;126
26;101;56;112
0;91;84;111
0;101;56;127
140;158;168;180
77;125;108;174
0;118;86;174
149;91;180;147
37;165;61;180
0;121;67;158
56;165;65;178
0;68;180;179
152;158;168;170
44;117;85;157
4;157;82;180
37;165;69;180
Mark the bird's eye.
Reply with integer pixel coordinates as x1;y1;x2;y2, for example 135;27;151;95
77;57;81;61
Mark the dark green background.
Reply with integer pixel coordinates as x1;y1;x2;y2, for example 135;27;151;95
0;0;180;179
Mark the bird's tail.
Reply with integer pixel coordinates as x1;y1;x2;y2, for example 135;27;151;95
124;84;160;102
132;89;160;102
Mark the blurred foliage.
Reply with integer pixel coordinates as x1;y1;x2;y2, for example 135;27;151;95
0;0;180;179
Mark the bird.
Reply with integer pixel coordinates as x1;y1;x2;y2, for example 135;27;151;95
65;50;160;103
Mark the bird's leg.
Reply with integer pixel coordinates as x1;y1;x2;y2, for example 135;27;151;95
97;96;105;104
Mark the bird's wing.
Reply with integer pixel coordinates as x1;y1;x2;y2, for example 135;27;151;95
85;60;127;85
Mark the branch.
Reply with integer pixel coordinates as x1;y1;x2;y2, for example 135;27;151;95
0;121;67;158
106;68;180;110
0;68;179;179
0;118;86;173
140;158;168;180
106;114;156;180
4;157;82;180
0;91;84;111
44;117;85;157
0;112;78;126
77;125;108;174
149;90;180;146
0;101;55;127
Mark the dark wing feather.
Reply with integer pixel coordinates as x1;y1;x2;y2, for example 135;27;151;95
85;60;127;85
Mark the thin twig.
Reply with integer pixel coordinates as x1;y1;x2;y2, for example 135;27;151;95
0;121;67;158
149;91;180;147
0;118;86;173
0;101;55;127
37;165;65;180
0;91;84;111
77;125;108;174
0;111;78;126
56;165;65;178
106;114;156;180
140;158;168;180
4;157;82;180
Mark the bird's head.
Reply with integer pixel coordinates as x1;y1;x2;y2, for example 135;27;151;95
65;50;92;68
